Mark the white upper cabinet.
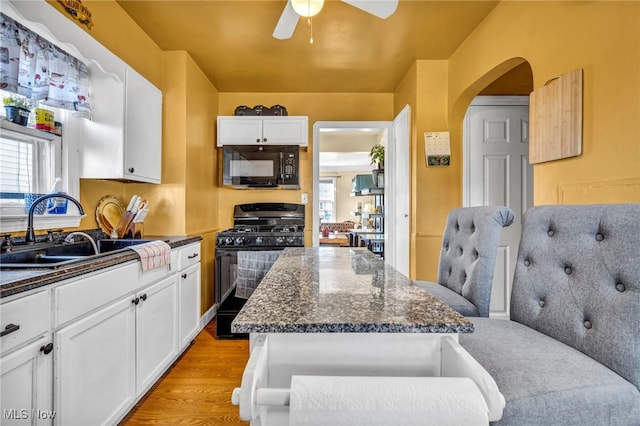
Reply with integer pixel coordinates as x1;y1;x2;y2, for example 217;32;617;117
77;66;162;184
7;0;163;184
217;116;308;146
123;67;163;183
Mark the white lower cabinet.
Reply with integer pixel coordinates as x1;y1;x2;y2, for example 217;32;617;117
179;262;200;349
54;274;179;426
2;240;202;426
136;275;179;393
0;336;54;426
178;242;201;350
55;295;136;426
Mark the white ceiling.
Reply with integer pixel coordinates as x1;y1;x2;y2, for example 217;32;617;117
319;128;383;172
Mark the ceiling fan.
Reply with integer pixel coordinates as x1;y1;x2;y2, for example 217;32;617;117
273;0;399;40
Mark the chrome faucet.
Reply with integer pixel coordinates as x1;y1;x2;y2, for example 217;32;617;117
25;193;85;244
64;231;99;255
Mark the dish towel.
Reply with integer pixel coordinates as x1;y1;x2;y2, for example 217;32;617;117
235;250;281;299
128;240;171;272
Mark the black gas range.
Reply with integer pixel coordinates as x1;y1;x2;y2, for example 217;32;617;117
214;202;305;339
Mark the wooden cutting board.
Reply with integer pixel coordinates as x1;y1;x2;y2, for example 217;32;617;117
529;69;583;164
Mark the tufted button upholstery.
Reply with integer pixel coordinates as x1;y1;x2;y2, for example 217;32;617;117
510;203;640;391
432;206;515;317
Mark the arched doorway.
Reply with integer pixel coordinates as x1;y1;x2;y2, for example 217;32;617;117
461;61;534;319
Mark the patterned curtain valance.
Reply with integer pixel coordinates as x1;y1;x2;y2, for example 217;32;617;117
0;12;91;118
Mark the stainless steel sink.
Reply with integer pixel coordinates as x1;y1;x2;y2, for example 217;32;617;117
0;239;158;269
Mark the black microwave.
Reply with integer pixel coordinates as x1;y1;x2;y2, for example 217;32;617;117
222;145;300;189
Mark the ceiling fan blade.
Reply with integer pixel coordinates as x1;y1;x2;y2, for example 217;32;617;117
341;0;398;19
273;1;300;40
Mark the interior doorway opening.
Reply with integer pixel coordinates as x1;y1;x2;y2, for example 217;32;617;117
312;121;391;248
461;60;534;319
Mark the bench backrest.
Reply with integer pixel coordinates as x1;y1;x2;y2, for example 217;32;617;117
511;204;640;389
437;206;515;317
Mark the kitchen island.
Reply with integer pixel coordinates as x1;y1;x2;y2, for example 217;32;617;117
231;248;504;425
232;247;473;334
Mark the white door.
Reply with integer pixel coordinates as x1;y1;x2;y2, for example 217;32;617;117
464;96;532;319
386;105;411;277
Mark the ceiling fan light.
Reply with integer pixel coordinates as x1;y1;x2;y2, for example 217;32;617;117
291;0;324;17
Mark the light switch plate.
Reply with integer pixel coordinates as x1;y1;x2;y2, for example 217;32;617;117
301;193;308;204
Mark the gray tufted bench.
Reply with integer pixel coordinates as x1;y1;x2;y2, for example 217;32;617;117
416;206;515;317
459;204;640;425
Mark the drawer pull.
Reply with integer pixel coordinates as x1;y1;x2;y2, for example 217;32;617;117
0;323;20;337
40;343;53;355
140;294;147;301
187;253;199;259
132;297;140;305
182;273;188;279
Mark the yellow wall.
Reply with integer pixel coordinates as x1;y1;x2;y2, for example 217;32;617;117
448;1;640;205
217;93;394;245
48;1;221;314
48;0;640;295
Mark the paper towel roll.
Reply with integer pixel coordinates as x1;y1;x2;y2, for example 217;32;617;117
289;375;489;426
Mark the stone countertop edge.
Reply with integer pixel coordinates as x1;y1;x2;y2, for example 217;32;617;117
0;235;202;299
231;247;474;334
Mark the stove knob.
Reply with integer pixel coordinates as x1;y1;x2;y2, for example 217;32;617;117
286;236;295;244
276;236;285;245
225;237;233;245
234;236;244;246
255;237;263;244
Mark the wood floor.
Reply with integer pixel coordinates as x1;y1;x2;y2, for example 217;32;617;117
121;320;249;425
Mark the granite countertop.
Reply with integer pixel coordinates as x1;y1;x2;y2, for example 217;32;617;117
0;235;202;298
231;247;473;334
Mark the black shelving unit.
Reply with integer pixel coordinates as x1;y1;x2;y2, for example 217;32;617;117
349;177;384;257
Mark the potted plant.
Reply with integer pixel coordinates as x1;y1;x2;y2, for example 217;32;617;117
369;143;385;188
3;94;33;126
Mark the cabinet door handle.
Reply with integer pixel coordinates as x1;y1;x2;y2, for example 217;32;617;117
0;323;20;337
187;253;199;259
140;294;147;301
40;343;54;355
182;273;188;279
132;297;140;305
128;167;135;173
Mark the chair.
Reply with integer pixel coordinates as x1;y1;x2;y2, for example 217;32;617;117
415;206;515;317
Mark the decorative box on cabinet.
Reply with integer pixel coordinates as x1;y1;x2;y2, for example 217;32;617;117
217;116;308;146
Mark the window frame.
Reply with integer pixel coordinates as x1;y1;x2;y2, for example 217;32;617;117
318;177;337;223
0;118;81;234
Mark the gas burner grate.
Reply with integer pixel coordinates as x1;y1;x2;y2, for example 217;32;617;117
271;225;299;233
229;226;258;233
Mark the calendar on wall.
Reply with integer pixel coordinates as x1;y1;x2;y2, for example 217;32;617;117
424;131;451;167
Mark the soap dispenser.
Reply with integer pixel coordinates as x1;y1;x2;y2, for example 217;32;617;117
46;177;68;214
